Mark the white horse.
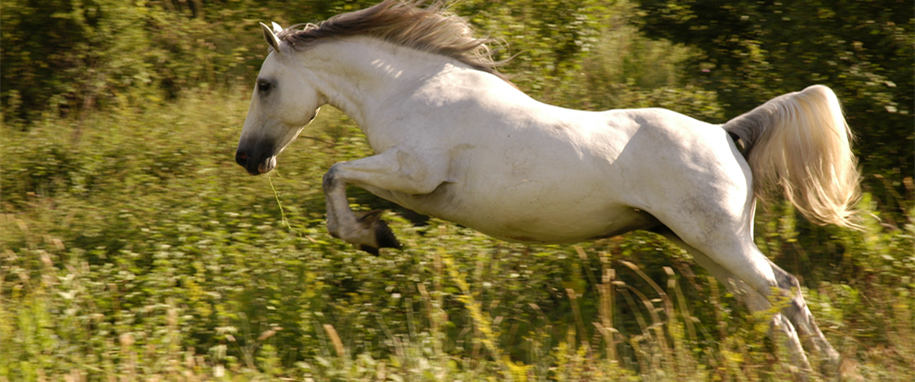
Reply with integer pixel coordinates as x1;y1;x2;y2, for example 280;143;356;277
235;0;859;373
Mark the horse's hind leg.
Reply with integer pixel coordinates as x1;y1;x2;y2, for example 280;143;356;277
658;231;812;372
651;198;838;373
769;261;841;367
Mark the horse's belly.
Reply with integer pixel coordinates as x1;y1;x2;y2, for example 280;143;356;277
476;204;658;243
385;182;657;243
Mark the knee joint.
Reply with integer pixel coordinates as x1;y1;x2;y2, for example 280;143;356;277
323;165;340;191
776;271;801;292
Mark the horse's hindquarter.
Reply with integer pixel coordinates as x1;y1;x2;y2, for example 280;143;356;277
599;108;756;250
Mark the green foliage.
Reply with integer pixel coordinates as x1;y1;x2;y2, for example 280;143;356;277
2;1;914;381
0;0;379;124
634;0;915;214
459;0;722;120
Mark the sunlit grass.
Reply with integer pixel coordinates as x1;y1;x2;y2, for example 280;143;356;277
2;85;912;381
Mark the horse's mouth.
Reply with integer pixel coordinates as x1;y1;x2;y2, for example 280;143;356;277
255;156;277;175
240;155;275;175
235;142;276;175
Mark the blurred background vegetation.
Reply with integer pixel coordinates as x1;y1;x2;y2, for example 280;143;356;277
1;0;912;380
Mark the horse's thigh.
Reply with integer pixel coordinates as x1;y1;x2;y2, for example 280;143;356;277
652;202;778;296
662;232;768;310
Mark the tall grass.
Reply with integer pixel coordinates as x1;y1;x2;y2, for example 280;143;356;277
2;86;912;381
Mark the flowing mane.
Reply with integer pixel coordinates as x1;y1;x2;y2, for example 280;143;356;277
277;0;504;78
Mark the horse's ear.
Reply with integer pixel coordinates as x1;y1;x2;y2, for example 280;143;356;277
259;22;281;52
271;21;283;34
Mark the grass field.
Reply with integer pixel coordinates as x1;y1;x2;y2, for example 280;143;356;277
1;87;913;381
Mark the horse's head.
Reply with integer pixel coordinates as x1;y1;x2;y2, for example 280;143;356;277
236;22;322;175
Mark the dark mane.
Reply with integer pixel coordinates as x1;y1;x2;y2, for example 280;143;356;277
277;0;504;77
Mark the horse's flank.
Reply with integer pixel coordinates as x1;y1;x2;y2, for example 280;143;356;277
277;0;506;80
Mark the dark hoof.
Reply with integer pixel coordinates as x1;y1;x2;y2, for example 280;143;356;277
358;244;381;256
356;210;402;255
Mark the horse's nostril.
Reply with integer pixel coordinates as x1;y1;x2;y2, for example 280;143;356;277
236;151;249;166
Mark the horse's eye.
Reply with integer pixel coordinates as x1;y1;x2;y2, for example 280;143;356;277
257;80;272;93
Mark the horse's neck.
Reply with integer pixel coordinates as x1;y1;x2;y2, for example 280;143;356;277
302;37;454;129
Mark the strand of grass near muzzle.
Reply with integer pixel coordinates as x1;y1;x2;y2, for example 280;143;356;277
268;172;293;232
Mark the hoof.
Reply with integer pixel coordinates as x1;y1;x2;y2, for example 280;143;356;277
355;210;402;255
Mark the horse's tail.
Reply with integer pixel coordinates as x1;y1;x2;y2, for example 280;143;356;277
724;84;861;228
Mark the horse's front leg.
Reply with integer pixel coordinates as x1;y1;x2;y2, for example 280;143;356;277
322;148;447;254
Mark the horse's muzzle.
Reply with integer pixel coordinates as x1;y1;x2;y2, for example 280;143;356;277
235;141;275;175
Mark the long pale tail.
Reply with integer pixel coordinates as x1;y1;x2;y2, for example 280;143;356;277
724;85;861;228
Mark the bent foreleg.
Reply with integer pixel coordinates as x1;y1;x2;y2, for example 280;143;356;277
322;148;447;254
